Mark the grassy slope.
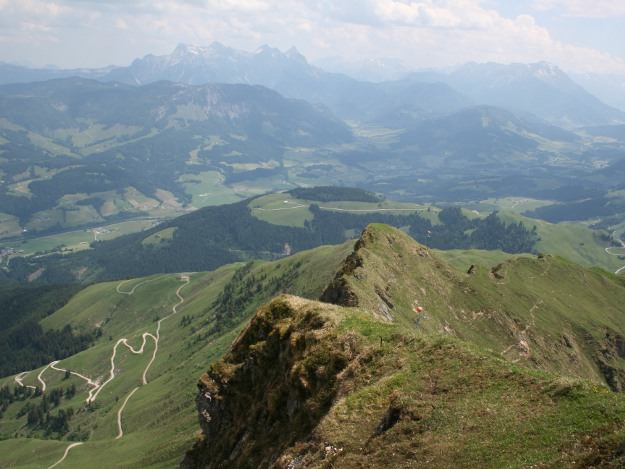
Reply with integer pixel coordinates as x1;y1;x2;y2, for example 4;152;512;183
178;171;243;208
249;193;433;228
185;225;625;467
4;219;157;257
316;320;625;468
6;191;620;283
4;223;625;467
434;248;529;271
0;241;353;468
499;211;623;273
326;224;625;386
250;193;621;274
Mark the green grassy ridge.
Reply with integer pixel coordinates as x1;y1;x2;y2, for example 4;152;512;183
498;210;624;273
321;224;625;389
324;330;625;468
0;241;353;467
248;192;434;228
434;248;529;271
183;224;625;467
185;294;625;468
249;192;621;274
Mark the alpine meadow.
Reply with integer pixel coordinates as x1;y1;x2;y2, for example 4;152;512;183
2;1;625;468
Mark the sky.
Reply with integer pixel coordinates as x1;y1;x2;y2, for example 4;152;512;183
0;0;624;74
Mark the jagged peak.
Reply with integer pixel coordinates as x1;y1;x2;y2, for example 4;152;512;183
253;44;308;64
285;46;307;63
169;42;235;62
255;43;280;56
354;223;430;254
183;293;352;468
321;224;434;314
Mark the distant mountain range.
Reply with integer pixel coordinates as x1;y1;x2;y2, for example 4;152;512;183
1;43;624;127
313;55;411;82
573;72;625;113
407;62;625;127
2;43;625;242
397;105;580;167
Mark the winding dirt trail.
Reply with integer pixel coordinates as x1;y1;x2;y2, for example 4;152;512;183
603;231;625;275
14;372;37;391
14;274;191;468
90;275;189;404
49;361;100;403
605;246;625;275
37;362;52;392
318;205;426;213
116;387;140;439
47;442;84;469
116;278;157;295
253;204;307;211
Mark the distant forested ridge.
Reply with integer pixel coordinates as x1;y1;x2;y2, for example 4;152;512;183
18;199;539;284
525;195;625;223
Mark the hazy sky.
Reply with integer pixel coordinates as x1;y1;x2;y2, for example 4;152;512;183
1;0;624;74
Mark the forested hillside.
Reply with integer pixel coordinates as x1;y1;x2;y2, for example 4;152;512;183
0;284;89;376
11;197;539;283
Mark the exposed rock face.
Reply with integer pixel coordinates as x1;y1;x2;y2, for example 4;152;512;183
320;225;400;309
591;329;625;392
320;251;362;307
320;225;434;323
181;295;356;468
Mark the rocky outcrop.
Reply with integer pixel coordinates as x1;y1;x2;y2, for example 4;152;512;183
320;251;362;306
593;329;625;392
181;295;358;468
320;225;406;309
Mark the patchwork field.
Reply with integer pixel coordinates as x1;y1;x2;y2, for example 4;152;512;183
3;219;160;258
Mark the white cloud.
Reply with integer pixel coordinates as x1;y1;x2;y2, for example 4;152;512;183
533;0;625;18
303;0;625;73
0;0;624;74
371;0;498;29
114;18;128;30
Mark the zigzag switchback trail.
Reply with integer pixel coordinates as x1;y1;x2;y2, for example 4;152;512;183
12;275;191;468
